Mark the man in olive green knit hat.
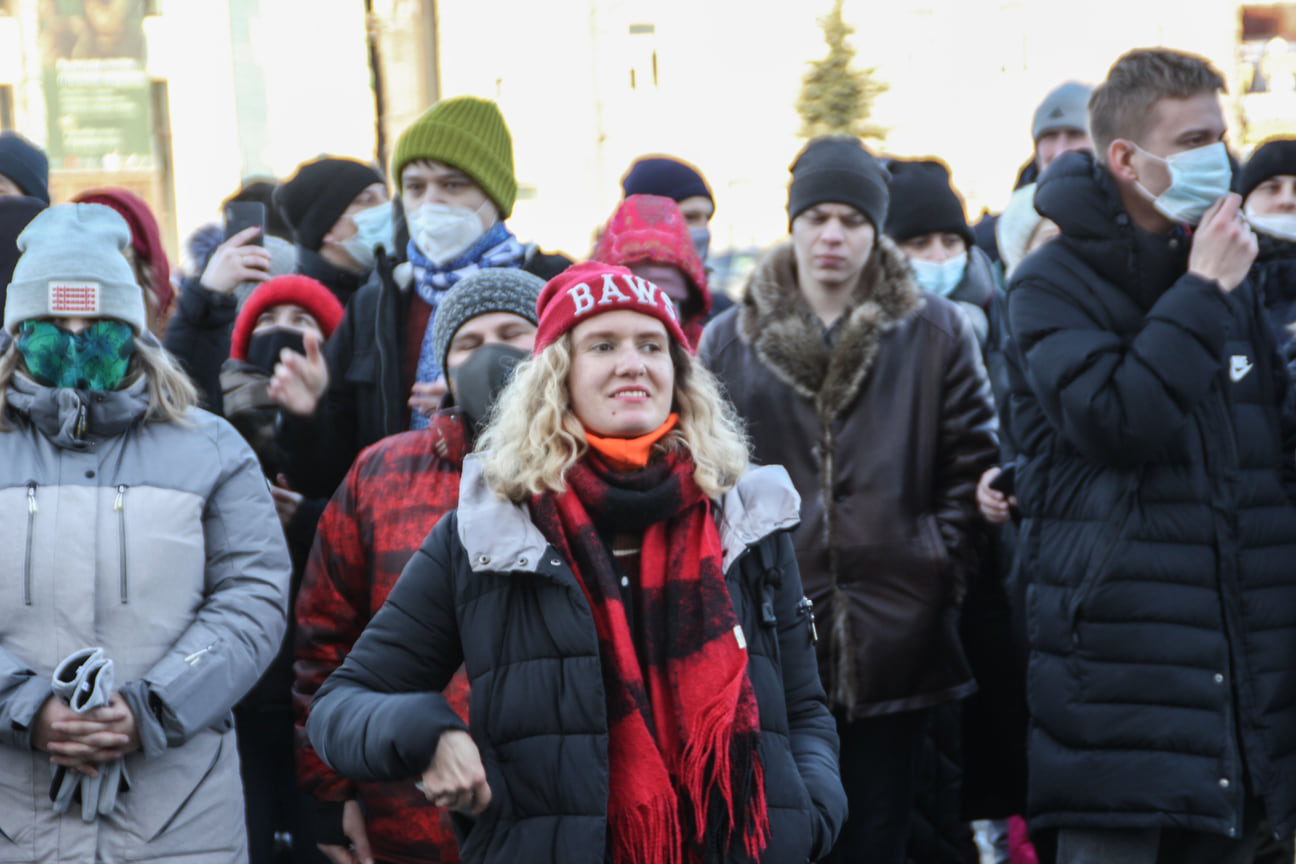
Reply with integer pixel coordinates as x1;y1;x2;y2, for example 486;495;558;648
268;95;571;500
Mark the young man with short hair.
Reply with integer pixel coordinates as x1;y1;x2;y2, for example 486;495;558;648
699;135;998;864
1006;48;1296;863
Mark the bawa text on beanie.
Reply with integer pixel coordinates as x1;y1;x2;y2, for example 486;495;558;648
533;261;688;355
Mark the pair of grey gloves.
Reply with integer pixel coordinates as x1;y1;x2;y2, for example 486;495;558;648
48;647;130;822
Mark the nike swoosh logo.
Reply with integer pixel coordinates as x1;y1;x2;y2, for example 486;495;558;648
1231;355;1254;383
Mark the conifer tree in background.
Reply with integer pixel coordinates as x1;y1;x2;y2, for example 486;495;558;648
796;0;888;142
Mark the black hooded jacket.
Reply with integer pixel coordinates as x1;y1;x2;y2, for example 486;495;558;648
1004;151;1296;837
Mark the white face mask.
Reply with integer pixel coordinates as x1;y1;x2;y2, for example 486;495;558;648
408;200;492;266
1132;141;1232;226
910;251;967;297
339;201;394;271
1244;203;1296;242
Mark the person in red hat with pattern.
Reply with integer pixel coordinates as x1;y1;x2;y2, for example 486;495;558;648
306;261;845;864
593;194;712;348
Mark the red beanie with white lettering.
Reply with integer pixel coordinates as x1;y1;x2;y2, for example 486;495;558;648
532;261;689;355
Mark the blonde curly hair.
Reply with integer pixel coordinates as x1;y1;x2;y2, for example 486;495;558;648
478;335;750;502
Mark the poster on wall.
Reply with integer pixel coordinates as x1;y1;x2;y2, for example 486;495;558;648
38;0;154;171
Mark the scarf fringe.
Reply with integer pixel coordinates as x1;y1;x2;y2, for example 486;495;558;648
610;786;683;864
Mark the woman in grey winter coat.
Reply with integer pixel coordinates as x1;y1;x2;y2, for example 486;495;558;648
0;204;291;863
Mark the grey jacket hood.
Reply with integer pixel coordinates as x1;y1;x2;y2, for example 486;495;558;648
457;454;801;575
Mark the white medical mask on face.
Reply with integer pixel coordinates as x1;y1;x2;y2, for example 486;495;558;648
1244;203;1296;242
339;201;394;271
910;251;967;297
1132;141;1232;226
408;200;491;266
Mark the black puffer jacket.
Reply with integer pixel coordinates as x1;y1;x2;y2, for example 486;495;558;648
1251;231;1296;363
308;458;847;863
1006;150;1296;838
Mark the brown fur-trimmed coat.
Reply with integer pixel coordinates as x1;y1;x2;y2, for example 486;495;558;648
698;236;998;719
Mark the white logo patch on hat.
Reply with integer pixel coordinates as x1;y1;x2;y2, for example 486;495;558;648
49;281;101;315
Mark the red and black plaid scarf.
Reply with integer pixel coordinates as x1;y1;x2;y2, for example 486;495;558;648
530;452;768;864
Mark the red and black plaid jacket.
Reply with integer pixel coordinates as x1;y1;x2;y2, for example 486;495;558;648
294;410;472;864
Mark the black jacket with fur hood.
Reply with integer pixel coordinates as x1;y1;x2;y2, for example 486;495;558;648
699;236;999;720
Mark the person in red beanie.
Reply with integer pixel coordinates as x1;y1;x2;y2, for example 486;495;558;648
305;261;846;864
221;274;344;864
72;187;174;339
592;194;712;348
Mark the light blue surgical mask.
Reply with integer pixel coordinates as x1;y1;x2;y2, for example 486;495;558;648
689;226;711;263
910;251;967;297
341;201;395;270
1133;141;1232;226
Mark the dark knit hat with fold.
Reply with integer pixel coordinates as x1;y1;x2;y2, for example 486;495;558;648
431;268;544;373
0;132;49;204
883;159;974;248
621;156;713;205
787;135;890;230
391;96;517;218
1238;138;1296;201
273;157;384;253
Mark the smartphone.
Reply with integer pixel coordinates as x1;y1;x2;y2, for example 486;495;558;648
989;463;1016;496
223;201;265;247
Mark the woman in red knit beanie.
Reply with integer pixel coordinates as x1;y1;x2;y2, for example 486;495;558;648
307;261;846;864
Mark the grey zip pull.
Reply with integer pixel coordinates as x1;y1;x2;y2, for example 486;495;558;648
184;642;218;666
74;403;87;442
114;485;128;603
24;482;37;606
798;596;818;644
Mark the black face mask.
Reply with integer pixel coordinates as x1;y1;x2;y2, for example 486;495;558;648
245;328;306;375
449;342;529;431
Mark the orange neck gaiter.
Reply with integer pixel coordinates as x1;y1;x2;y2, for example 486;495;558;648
584;413;679;472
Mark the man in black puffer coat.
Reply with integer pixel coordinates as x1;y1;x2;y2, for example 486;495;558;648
1005;49;1296;863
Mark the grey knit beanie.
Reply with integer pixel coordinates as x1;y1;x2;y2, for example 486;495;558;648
432;268;545;373
1032;82;1093;142
5;203;145;334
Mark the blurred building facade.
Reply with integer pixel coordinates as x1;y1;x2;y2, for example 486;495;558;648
1;0;1293;285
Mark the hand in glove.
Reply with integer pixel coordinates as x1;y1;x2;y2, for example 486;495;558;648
38;648;136;821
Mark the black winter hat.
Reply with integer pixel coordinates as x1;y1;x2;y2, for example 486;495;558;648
883;159;974;248
274;157;384;252
225;178;294;243
621;156;713;205
0;132;49;205
787;136;890;230
0;195;46;316
1237;138;1296;202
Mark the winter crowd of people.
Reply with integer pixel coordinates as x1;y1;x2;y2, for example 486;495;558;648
1;42;1296;864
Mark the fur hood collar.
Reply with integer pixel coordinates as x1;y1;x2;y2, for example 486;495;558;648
737;235;922;419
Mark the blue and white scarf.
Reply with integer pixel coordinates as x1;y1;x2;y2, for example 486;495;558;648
408;221;526;429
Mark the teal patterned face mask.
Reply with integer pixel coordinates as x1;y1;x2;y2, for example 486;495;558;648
16;320;136;391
